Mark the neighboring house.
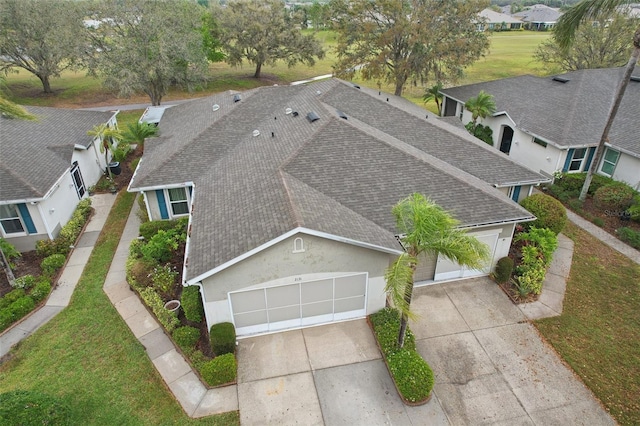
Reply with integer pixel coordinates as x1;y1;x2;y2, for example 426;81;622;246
128;79;547;337
440;67;640;190
513;4;563;30
0;106;118;251
478;9;523;31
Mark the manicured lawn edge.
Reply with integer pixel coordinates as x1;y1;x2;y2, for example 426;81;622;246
368;307;434;405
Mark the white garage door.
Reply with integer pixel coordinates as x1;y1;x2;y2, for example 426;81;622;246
229;273;367;336
434;233;498;281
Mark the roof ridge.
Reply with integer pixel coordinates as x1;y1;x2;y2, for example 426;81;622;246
279;170;304;227
0;163;43;198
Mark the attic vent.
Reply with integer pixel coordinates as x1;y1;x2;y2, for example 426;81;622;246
552;76;570;83
212;104;220;111
353;84;361;89
285;107;292;114
252;129;260;137
631;76;640;82
337;110;348;120
307;111;320;122
233;94;242;102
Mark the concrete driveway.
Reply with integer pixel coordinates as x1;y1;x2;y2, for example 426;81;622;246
236;277;614;425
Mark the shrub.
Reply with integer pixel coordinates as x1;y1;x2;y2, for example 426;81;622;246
0;390;71;426
520;193;567;235
30;278;52;303
182;286;204;323
139;220;181;241
141;229;179;263
387;349;434;403
554;172;613;195
200;353;237;387
617;227;640;249
41;253;66;277
9;296;36;321
151;263;178;295
0;238;20;265
35;199;92;257
126;258;155;291
0;309;12;331
210;322;236;356
493;257;514;284
139;287;180;332
35;239;61;258
515;245;546;295
628;195;640;222
515;227;558;267
593;217;605;227
12;274;36;290
369;307;416;354
172;326;201;351
2;288;26;306
594;182;636;212
547;184;575;203
129;238;144;259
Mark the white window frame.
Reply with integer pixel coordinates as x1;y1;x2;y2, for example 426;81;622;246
166;187;190;217
568;148;587;172
0;204;26;236
599;148;620;177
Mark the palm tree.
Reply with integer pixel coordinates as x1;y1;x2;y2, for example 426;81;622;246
87;124;123;180
555;0;640;201
121;122;159;154
385;193;490;347
464;90;496;128
422;82;443;116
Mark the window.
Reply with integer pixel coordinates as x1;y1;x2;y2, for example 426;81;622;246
0;204;25;234
71;162;85;199
533;137;547;148
569;148;587;171
599;148;620;177
167;188;189;216
293;237;305;253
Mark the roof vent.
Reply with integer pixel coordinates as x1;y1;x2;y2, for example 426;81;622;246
233;94;242;102
307;111;320;122
252;129;260;137
212;104;220;111
292;111;299;117
552;76;570;83
285;107;292;114
631;75;640;82
337;110;348;120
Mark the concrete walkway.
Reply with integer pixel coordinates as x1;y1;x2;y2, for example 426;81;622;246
566;209;640;264
0;194;116;359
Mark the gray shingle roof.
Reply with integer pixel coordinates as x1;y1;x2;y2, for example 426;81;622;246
129;79;537;281
513;4;562;22
0;106;115;201
440;67;640;158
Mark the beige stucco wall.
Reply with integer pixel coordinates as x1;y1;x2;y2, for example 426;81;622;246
609;152;640;190
199;233;398;327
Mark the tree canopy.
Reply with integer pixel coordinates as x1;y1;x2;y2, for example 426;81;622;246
0;76;35;120
86;0;215;106
0;0;86;93
215;0;325;79
465;90;496;126
536;12;639;71
331;0;490;96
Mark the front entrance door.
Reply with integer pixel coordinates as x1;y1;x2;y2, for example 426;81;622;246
499;126;514;154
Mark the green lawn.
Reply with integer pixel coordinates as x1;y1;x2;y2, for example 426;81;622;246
535;222;640;426
0;191;239;425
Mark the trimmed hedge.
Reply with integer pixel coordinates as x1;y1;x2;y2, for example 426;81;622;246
172;326;201;351
30;278;52;303
36;198;92;257
0;390;71;426
139;287;180;333
200;353;237;387
12;275;36;290
181;286;204;323
41;253;66;277
493;257;514;284
210;322;236;356
520;193;567;235
593;182;635;212
369;308;433;403
554;172;613;196
139;220;180;241
617;227;640;249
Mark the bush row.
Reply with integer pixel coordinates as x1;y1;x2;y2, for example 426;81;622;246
513;227;558;296
369;308;433;403
139;287;180;333
617;227;640;249
181;286;204;323
0;278;51;332
36;198;92;257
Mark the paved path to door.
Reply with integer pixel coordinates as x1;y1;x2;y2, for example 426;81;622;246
237;277;615;425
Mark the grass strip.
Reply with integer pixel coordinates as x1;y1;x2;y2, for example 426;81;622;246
0;191;238;425
535;222;640;426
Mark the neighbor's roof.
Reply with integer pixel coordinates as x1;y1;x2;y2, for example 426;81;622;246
513;4;562;22
479;9;522;24
129;79;538;281
0;106;116;201
441;67;640;157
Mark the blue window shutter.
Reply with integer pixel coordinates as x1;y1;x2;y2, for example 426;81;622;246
511;186;521;202
156;190;169;220
17;203;37;234
562;148;575;172
584;147;596;171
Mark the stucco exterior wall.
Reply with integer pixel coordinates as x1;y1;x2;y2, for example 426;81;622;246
199;233;397;328
609;153;640;190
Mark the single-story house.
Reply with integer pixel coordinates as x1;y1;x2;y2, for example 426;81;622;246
0;106;118;251
513;4;562;30
128;79;547;336
477;9;523;31
440;67;640;190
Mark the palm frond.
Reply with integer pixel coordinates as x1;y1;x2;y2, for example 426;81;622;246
384;252;417;319
555;0;632;49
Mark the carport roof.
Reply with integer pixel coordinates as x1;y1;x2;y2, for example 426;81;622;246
129;79;537;281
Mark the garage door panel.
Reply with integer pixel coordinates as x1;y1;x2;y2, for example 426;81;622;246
230;289;265;313
268;305;300;322
302;300;333;318
335;296;365;313
234;310;268;328
301;279;333;303
266;284;299;308
335;275;366;298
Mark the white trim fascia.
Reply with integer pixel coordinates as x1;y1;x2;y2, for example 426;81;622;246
181;185;196;286
127;157;145;192
0;197;45;205
493;177;551;188
128;180;194;193
185;227;402;285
